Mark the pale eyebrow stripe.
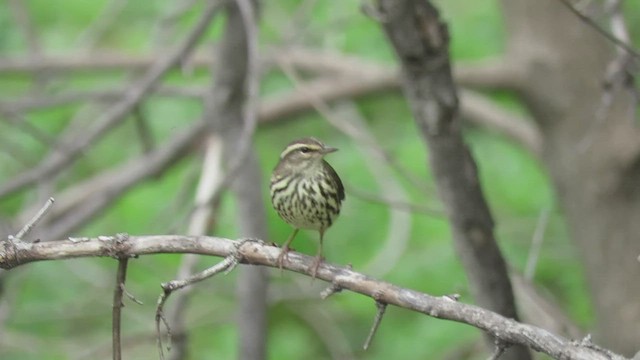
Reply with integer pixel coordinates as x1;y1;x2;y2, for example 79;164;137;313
280;143;321;159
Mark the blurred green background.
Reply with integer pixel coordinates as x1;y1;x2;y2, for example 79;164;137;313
1;0;624;359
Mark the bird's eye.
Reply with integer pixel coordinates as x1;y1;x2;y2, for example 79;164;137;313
299;147;310;153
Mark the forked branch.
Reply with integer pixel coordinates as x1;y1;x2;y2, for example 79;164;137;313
0;235;628;360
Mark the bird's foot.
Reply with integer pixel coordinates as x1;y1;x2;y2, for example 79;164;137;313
310;255;325;279
276;246;290;271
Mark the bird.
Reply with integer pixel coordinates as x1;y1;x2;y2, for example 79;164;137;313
270;137;345;278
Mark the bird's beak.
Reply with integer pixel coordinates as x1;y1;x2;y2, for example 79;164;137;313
321;146;338;154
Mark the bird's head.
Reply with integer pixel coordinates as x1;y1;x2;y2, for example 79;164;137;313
278;137;338;173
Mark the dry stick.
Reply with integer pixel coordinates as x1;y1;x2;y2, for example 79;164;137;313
0;61;541;157
0;110;65;151
346;186;442;216
10;197;54;241
7;0;48;89
487;340;509;360
0;235;626;360
153;0;201;47
112;257;128;360
331;104;416;277
363;300;387;350
1;85;205;112
156;244;245;360
0;134;35;166
132;106;155;154
34;120;208;242
163;2;261;359
578;0;638;152
555;0;640;61
0;0;224;199
75;0;129;50
524;205;551;280
165;136;224;360
458;90;542;156
219;3;269;360
110;240;144;360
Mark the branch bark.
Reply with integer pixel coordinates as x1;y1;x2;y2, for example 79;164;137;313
206;1;268;359
0;235;628;360
375;1;530;359
501;0;640;353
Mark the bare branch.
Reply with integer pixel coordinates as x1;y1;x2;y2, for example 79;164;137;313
156;243;244;360
454;58;524;90
132;106;155;154
0;0;224;199
112;256;128;360
0;235;628;360
375;1;529;358
524;206;551;280
25;121;207;242
165;135;224;360
555;0;640;61
459;90;542;156
11;197;54;242
346;187;442;216
363;300;387;350
487;340;509;360
75;0;129;50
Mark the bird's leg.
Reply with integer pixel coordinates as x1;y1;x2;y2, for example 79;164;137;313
277;228;299;270
310;230;325;279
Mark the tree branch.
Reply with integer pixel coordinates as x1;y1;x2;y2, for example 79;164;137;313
375;0;530;358
0;0;224;199
0;235;628;360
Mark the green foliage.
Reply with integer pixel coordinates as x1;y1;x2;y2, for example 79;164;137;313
0;0;606;358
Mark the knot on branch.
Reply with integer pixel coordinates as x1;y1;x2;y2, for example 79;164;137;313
231;237;265;267
0;237;20;270
100;233;132;259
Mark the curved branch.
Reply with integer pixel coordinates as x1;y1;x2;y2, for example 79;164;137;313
0;235;627;360
0;0;224;199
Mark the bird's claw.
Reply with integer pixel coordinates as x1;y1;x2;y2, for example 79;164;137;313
310;255;325;279
276;246;290;271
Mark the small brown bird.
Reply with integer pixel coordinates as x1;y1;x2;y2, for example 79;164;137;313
270;137;345;277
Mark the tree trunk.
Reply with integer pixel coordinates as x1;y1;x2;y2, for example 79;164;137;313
501;0;640;355
376;1;531;358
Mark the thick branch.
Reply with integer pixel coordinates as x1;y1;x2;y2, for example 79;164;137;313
376;1;530;359
0;235;627;360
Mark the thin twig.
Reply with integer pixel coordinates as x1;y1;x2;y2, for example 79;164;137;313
0;0;225;199
30;121;208;242
487;340;509;360
524;205;551;280
132;106;155;154
555;0;640;61
11;197;54;241
275;55;435;196
165;135;224;360
347;186;442;216
363;300;387;350
75;0;129;50
153;0;200;47
0;110;67;151
320;263;352;299
112;257;129;360
156;254;238;360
